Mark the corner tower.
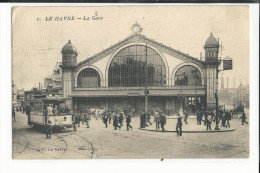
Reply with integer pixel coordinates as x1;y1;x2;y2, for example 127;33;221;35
60;40;77;98
204;33;220;110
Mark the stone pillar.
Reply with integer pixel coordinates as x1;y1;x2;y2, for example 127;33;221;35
206;66;218;110
62;69;74;98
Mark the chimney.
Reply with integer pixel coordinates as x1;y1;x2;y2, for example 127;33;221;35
200;52;202;61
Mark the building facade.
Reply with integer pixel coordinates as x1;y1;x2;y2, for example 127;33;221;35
60;24;220;114
12;80;17;108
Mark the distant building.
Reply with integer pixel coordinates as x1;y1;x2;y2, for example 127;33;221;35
218;84;249;108
17;89;25;108
44;62;62;97
24;87;47;111
12;80;17;107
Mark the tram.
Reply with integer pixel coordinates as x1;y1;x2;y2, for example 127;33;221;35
29;98;73;131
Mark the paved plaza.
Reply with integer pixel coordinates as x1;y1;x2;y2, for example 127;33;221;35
12;110;249;159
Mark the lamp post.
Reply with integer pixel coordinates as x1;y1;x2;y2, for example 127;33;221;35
177;91;185;117
215;58;220;130
144;44;149;115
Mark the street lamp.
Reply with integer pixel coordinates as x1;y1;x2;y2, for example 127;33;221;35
177;91;185;117
144;44;149;115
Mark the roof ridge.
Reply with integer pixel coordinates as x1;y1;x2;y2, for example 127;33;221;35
77;34;137;66
77;34;203;68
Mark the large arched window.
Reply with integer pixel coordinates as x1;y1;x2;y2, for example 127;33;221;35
174;65;201;86
108;45;166;87
77;68;100;88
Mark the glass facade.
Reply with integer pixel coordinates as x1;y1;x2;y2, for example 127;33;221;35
174;65;201;86
108;45;166;87
77;68;100;88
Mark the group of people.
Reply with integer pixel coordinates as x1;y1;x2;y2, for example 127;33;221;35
141;110;167;132
14;103;249;140
195;109;235;130
101;109;133;130
72;110;92;131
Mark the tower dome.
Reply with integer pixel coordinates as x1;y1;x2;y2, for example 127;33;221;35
61;40;78;55
205;33;218;47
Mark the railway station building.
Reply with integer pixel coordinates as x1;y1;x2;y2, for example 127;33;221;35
60;23;220;114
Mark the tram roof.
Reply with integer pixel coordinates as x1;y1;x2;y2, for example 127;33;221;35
42;97;68;101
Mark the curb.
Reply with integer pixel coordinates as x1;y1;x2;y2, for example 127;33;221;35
139;128;235;133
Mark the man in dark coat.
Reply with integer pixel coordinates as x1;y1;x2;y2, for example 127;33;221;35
196;110;200;125
101;111;108;128
203;111;208;125
225;111;232;128
25;105;31;125
126;113;133;130
140;111;146;128
119;113;124;127
113;112;121;130
46;119;52;139
72;114;77;131
85;113;91;128
160;113;166;132
176;114;182;136
240;112;248;125
12;108;16;122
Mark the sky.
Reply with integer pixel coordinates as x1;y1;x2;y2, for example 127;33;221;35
12;6;249;90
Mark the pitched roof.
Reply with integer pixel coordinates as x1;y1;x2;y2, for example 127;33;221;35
76;33;204;69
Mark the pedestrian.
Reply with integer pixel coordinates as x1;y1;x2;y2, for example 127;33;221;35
196;110;201;125
176;114;182;136
101;111;108;128
126;112;133;130
160;113;166;132
25;105;31;125
184;109;188;124
72;114;77;131
85;112;91;128
113;113;121;130
199;110;203;125
147;111;152;126
76;112;82;128
12;107;16;122
240;112;248;125
225;111;232;128
108;110;112;124
140;110;146;128
82;112;86;125
45;118;52;139
221;112;226;127
203;111;208;125
154;112;160;130
206;114;212;130
119;112;124;127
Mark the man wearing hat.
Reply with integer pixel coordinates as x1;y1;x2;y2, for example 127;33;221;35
160;113;166;132
176;114;182;136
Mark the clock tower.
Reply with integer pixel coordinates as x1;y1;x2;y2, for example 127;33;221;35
60;40;78;97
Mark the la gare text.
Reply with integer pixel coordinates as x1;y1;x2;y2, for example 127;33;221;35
44;16;103;21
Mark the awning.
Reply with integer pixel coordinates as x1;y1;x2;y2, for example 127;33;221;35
69;89;205;97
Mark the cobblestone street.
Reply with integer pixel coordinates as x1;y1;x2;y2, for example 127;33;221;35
12;110;249;159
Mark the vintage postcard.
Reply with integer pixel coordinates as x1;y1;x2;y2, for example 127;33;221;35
12;6;250;159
